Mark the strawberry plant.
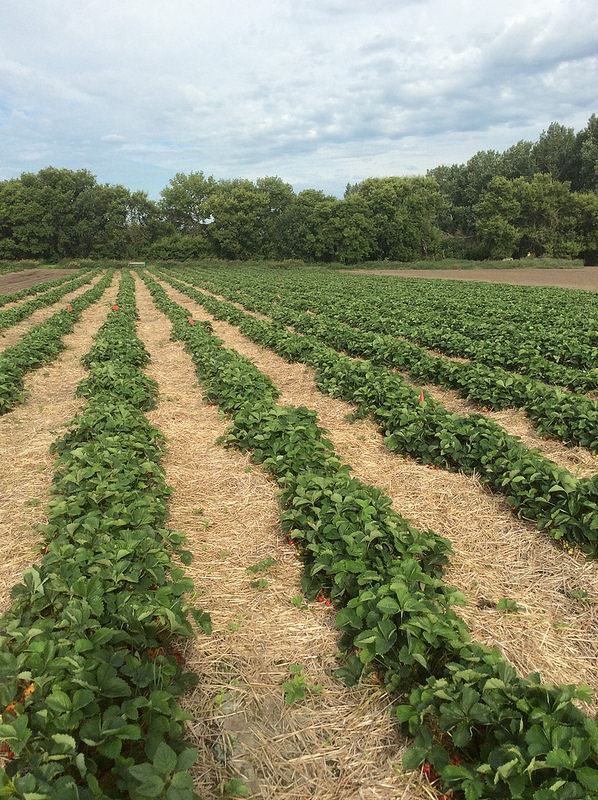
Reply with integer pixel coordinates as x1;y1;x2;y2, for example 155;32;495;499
0;270;209;799
140;268;598;800
151;272;598;556
0;270;114;415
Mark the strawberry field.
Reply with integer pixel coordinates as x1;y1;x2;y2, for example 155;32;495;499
1;263;597;800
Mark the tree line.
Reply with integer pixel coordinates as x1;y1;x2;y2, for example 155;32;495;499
1;116;596;264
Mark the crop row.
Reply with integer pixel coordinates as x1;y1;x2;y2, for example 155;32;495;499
166;266;598;453
0;271;114;415
0;271;209;800
0;270;91;308
181;265;598;391
138;269;598;800
152;270;598;555
0;269;98;332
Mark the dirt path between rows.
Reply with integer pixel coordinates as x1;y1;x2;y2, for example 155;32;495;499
0;269;78;294
155;276;598;711
0;273;119;612
345;266;598;290
133;275;430;800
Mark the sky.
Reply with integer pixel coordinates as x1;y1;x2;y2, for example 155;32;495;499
1;0;597;199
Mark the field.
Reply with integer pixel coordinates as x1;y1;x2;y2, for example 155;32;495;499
1;263;597;800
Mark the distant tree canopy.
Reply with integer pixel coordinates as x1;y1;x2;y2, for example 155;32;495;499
1;115;597;263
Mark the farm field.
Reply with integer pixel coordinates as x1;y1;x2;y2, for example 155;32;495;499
0;269;80;295
1;263;598;800
345;266;598;291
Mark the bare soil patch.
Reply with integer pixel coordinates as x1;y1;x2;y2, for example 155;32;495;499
0;269;78;294
0;275;119;612
345;266;598;290
156;277;598;710
134;275;431;800
0;272;106;353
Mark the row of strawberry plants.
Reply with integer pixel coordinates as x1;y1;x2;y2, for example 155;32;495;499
0;271;114;415
0;270;91;308
0;269;98;332
153;271;598;555
164;269;598;453
177;265;598;391
0;270;209;800
139;269;598;800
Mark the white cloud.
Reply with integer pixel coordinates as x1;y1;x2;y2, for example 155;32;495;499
0;0;596;197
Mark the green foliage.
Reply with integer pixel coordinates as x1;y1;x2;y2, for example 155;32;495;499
0;270;114;415
282;666;323;705
140;265;598;799
0;271;208;798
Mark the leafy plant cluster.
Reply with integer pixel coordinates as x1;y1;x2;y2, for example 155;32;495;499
0;271;209;799
181;264;598;392
0;270;92;308
167;266;598;452
0;269;98;332
0;271;114;415
139;269;598;800
154;270;598;556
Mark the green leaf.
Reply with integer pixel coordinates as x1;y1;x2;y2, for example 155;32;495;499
545;749;572;769
166;772;194;799
46;691;72;713
50;734;76;751
175;748;197;773
190;607;212;635
224;778;250;797
576;767;598;792
153;741;177;775
376;596;400;614
402;745;428;770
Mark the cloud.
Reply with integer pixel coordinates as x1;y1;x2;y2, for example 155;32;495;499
0;0;596;197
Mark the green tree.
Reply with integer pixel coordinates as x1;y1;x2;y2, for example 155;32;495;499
532;122;579;183
574;114;598;192
474;177;521;258
353;176;445;260
208;179;271;259
159;171;216;234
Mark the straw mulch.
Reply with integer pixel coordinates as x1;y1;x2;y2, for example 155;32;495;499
158;278;598;716
200;285;598;480
0;271;107;354
0;279;120;613
134;275;436;800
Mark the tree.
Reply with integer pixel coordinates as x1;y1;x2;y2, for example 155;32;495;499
474;177;521;258
574;114;598;192
159;171;216;234
353;176;445;260
532;123;579;183
208;179;271;259
255;176;296;258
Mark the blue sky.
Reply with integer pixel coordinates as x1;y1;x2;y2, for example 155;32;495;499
1;0;596;198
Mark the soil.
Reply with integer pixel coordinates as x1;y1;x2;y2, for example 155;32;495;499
0;269;78;294
345;266;598;291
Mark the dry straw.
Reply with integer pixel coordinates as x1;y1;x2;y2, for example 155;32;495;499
0;281;119;611
135;276;435;799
